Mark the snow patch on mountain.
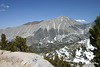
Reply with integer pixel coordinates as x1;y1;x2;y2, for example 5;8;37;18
46;39;94;64
77;39;94;50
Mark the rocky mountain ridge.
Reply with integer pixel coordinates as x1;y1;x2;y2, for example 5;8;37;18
0;15;95;52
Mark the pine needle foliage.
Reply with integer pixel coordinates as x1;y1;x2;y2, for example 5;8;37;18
89;15;100;67
0;34;33;53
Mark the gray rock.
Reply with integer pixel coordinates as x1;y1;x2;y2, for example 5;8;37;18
0;50;54;67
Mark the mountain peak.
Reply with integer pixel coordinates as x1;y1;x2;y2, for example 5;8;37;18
58;15;68;18
56;15;70;20
59;15;67;17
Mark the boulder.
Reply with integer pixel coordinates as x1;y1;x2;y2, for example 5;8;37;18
0;50;54;67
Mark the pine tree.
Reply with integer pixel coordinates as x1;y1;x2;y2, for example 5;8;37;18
15;36;27;51
0;34;33;52
0;34;8;50
7;41;19;52
89;15;100;67
14;36;34;52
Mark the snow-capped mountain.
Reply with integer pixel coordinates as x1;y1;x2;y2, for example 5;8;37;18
0;15;94;52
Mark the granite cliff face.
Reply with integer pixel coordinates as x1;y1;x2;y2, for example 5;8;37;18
0;15;94;52
0;50;54;67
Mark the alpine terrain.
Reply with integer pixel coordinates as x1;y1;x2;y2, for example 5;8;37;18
0;15;95;65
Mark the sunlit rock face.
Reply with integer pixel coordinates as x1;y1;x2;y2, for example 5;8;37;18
0;15;95;52
0;50;54;67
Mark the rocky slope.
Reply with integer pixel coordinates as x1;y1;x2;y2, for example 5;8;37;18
45;39;94;64
0;15;94;52
0;50;54;67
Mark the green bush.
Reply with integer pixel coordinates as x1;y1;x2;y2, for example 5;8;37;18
0;34;33;53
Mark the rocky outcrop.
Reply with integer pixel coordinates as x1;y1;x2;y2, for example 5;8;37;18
0;50;54;67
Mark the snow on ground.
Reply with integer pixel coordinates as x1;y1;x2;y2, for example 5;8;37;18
73;39;94;64
56;46;69;58
76;47;82;56
84;51;94;60
86;39;94;50
73;47;94;64
77;39;94;50
46;39;95;64
73;58;90;64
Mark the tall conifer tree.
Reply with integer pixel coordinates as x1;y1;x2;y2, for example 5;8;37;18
89;15;100;67
0;34;8;49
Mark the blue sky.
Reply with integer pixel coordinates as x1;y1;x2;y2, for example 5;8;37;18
0;0;100;29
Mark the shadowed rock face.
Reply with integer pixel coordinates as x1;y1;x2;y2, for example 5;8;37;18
0;15;95;52
0;50;54;67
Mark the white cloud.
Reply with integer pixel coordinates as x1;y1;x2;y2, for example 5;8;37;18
0;9;6;12
76;19;86;23
0;3;10;8
0;3;10;12
6;5;10;8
